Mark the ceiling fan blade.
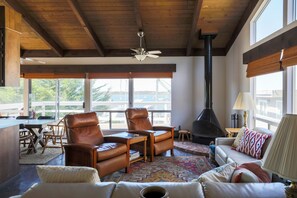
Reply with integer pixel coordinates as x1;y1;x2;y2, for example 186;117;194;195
147;50;161;54
147;54;159;58
130;48;139;53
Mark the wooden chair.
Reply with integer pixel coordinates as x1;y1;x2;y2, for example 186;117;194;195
19;132;36;155
42;118;65;154
37;116;55;141
16;116;31;147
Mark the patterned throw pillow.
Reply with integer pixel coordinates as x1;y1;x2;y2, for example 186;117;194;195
236;129;271;159
193;162;237;183
232;127;246;148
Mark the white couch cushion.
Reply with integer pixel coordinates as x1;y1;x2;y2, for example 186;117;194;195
217;145;260;165
111;182;204;198
203;181;285;198
22;182;116;198
36;165;100;183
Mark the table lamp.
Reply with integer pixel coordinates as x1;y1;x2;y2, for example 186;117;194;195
232;92;256;127
262;114;297;197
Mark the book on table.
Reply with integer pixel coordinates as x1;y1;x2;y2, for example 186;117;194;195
130;150;140;161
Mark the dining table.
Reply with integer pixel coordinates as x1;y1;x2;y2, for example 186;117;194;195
0;118;56;150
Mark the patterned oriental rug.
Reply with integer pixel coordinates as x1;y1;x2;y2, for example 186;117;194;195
174;141;210;157
103;156;215;182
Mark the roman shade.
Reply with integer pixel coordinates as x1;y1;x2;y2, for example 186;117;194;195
246;51;282;78
281;45;297;68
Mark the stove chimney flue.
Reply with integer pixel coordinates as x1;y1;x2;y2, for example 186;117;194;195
192;31;225;145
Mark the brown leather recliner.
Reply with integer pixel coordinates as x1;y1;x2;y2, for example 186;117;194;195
125;108;174;161
64;112;129;178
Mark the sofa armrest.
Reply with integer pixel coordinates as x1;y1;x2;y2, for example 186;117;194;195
215;137;235;146
127;130;156;136
64;143;98;168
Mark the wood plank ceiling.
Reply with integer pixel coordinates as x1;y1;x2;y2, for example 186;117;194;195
1;0;257;58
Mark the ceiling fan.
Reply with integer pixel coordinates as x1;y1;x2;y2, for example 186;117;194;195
20;57;46;64
131;31;161;61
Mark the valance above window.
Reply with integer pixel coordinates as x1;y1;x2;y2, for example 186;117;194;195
20;64;176;79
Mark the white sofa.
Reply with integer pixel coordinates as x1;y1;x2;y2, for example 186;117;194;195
215;127;273;166
12;181;285;198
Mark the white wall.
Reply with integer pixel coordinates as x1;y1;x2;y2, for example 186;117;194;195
34;56;226;130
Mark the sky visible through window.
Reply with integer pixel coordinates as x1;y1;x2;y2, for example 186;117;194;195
255;0;283;42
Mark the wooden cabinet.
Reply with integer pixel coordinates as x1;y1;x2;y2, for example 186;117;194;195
0;125;20;183
0;6;21;87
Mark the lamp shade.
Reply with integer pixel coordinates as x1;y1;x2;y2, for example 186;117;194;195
262;114;297;181
135;55;146;61
232;92;256;111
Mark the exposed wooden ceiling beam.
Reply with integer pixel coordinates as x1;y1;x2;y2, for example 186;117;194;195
225;0;259;54
133;0;147;49
4;0;63;57
21;48;226;58
67;0;105;57
186;0;203;56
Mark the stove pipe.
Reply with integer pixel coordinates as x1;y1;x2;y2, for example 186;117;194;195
192;32;225;145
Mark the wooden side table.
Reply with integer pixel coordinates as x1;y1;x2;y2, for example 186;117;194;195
106;132;147;167
225;128;241;138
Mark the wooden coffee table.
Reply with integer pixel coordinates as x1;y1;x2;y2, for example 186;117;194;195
106;132;147;166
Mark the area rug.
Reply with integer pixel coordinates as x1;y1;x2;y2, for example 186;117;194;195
174;141;210;156
19;145;62;165
103;156;215;182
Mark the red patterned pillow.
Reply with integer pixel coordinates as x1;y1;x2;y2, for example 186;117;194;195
236;128;270;159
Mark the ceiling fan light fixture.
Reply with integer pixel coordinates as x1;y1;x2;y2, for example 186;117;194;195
135;54;146;61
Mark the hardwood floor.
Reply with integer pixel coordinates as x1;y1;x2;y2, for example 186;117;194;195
0;148;193;198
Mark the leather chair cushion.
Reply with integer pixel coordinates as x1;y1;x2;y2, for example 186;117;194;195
66;112;99;128
154;131;171;143
128;119;153;130
125;108;148;119
154;138;173;155
97;143;127;161
69;125;104;145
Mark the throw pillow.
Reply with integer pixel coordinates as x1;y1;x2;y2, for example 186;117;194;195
238;162;271;182
37;165;100;183
231;168;260;183
232;127;246;148
236;128;270;159
193;162;236;183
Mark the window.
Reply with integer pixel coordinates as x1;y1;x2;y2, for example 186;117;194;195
91;79;129;129
0;79;24;117
251;0;283;43
294;66;297;113
90;78;172;130
254;72;283;129
31;79;84;119
288;0;297;23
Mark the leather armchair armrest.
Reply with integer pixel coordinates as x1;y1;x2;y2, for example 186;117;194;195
64;143;98;168
127;130;156;136
215;137;235;146
104;136;129;144
153;126;174;131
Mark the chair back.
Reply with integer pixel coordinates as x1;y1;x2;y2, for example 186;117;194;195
125;108;153;130
38;116;55;120
16;116;32;119
64;112;104;145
